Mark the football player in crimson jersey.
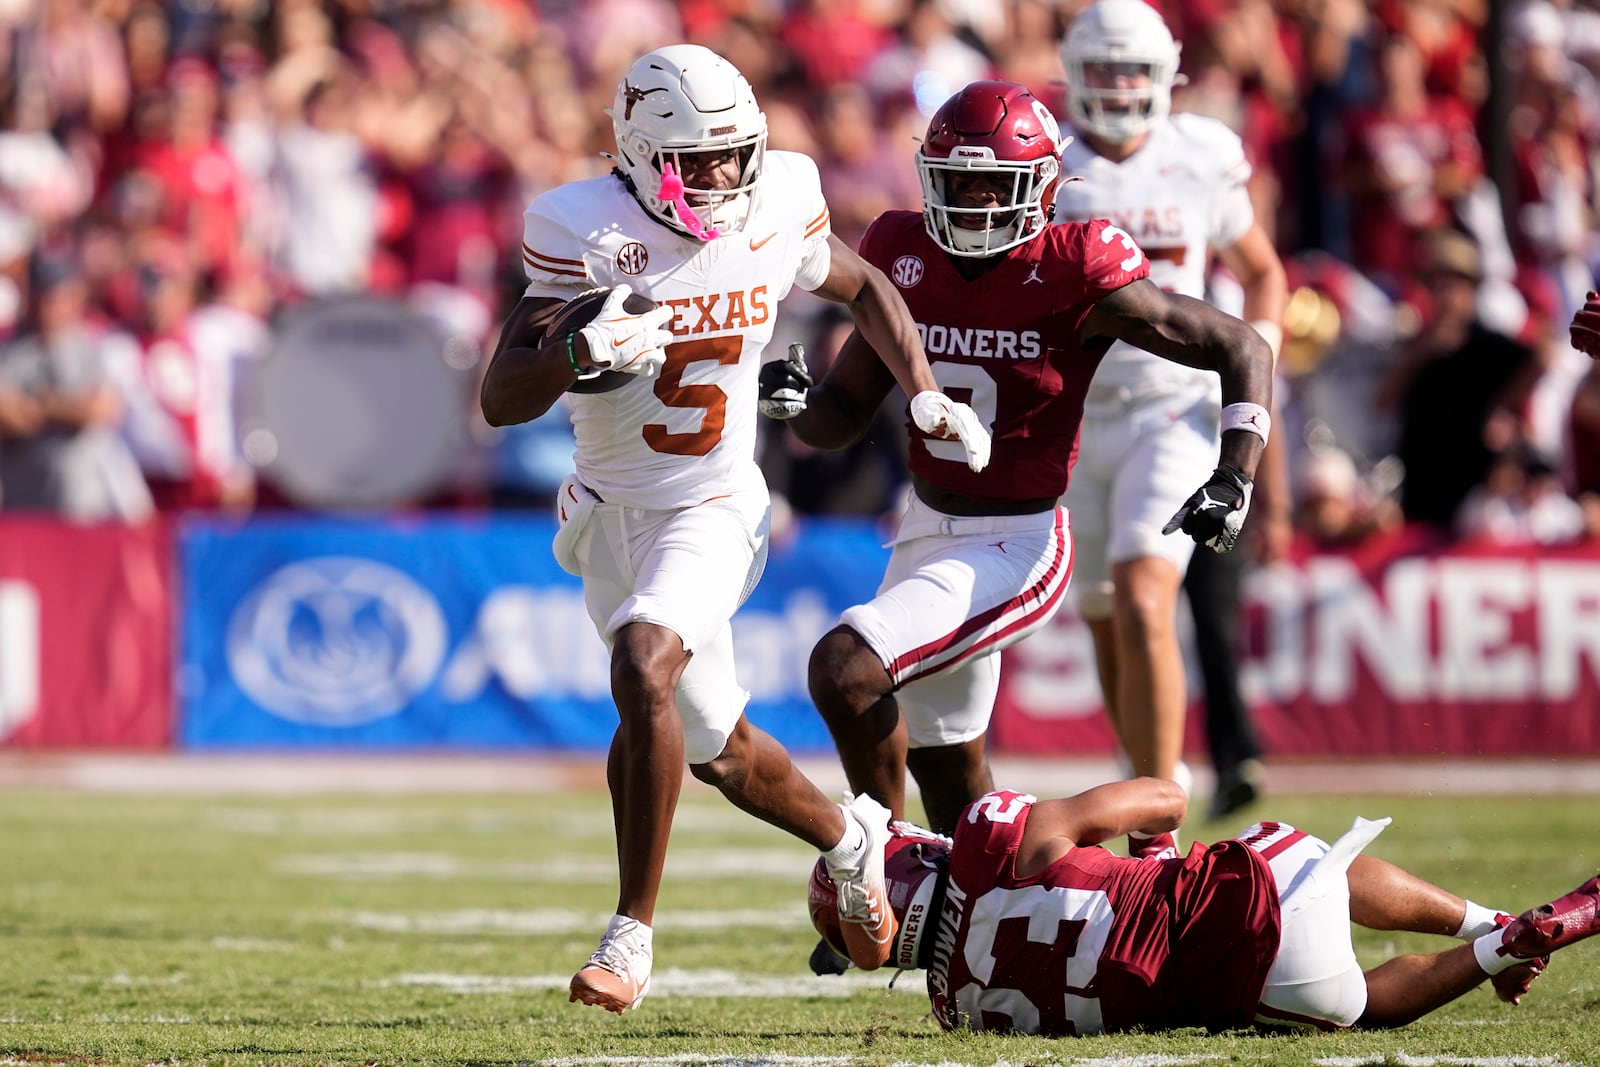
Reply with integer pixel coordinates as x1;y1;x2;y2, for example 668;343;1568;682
760;79;1272;874
1053;0;1290;825
808;781;1599;1035
478;44;991;1013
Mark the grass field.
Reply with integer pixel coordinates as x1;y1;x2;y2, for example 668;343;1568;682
2;776;1599;1067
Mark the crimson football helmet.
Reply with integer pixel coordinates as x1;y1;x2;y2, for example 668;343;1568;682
809;821;951;971
917;80;1065;258
1059;0;1182;144
606;44;767;238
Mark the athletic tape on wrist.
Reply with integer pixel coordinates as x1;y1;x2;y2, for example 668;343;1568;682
1221;402;1271;444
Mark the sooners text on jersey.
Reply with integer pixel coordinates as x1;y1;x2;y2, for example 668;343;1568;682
861;213;1149;504
927;790;1282;1036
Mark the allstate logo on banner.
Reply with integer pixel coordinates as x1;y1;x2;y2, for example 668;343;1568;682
225;557;447;726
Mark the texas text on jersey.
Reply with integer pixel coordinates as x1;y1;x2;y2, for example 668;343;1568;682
927;790;1280;1035
859;213;1149;504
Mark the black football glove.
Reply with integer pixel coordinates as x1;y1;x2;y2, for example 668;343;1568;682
758;343;813;420
1162;464;1253;553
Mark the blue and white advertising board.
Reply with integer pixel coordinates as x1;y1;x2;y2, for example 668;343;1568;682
177;515;890;752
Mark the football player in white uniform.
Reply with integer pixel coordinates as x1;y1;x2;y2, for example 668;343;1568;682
478;44;989;1013
1052;0;1287;840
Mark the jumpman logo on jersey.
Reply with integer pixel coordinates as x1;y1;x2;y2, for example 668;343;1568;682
989;540;1009;554
1023;262;1045;285
1195;489;1229;511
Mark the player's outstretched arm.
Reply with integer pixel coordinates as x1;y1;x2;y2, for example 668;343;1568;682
810;235;991;471
1014;779;1188;877
811;236;941;401
1081;279;1274;480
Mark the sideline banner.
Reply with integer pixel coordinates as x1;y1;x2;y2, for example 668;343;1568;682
991;529;1600;757
0;518;173;748
177;515;888;751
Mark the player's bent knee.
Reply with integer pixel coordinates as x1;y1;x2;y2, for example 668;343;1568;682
807;627;886;716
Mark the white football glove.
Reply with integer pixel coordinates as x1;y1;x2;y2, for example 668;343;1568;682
909;390;991;472
578;284;675;377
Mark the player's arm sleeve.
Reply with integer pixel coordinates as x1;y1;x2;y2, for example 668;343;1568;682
791;155;835;291
1069;220;1153;333
520;200;595;301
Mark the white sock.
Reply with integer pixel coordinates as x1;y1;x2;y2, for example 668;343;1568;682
1456;900;1509;940
1172;760;1193;799
824;806;868;870
1473;927;1520;975
606;913;653;952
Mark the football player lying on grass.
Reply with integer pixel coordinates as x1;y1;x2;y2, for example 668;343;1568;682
809;778;1599;1034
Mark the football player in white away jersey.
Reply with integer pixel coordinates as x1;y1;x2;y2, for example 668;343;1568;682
1052;0;1287;838
477;44;989;1014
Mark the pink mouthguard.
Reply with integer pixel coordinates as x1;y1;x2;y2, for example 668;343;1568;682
658;162;720;242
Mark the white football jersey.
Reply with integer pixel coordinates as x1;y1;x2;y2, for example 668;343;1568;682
1054;113;1254;401
520;151;833;509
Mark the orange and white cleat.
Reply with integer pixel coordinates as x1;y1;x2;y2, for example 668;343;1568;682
828;793;897;969
569;920;652;1015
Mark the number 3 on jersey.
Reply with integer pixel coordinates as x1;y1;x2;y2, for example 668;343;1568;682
921;362;997;467
955;883;1113;1036
1100;223;1145;274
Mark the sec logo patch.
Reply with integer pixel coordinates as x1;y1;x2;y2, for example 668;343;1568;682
891;255;924;288
616;241;649;275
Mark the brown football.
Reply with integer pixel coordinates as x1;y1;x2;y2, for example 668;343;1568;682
547;287;660;395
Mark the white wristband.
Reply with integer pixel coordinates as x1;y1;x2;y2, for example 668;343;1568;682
1249;319;1283;363
1221;402;1271;444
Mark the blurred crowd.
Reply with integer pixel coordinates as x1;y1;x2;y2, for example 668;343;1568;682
0;0;1598;550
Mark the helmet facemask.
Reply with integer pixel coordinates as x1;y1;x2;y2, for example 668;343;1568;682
608;45;768;239
1066;58;1174;142
1060;0;1182;144
919;146;1061;258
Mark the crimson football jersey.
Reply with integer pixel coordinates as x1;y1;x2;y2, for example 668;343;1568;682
925;790;1281;1036
859;212;1149;503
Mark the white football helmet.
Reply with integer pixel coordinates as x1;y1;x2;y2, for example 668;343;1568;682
1060;0;1181;144
607;44;767;238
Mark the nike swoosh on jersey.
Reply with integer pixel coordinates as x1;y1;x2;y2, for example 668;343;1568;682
749;232;777;251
